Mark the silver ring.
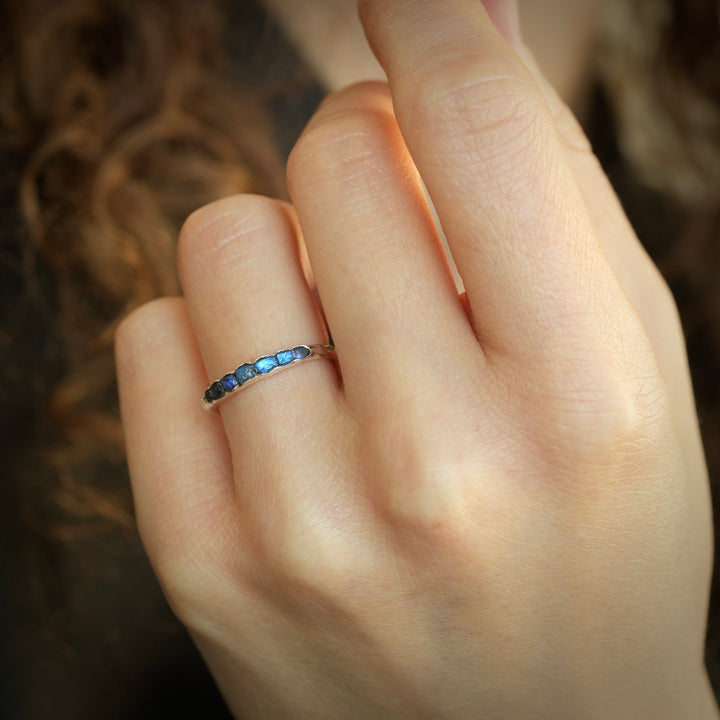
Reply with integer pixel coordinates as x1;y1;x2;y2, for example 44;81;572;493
202;344;336;410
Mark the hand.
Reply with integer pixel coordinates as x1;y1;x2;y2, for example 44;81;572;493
116;0;717;717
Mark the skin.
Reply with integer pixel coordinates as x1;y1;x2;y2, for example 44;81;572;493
116;0;718;717
261;0;607;110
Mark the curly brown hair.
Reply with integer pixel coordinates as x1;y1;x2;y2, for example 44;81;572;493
1;0;289;537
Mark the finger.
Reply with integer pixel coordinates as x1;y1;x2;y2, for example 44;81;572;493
176;195;344;498
516;44;674;347
516;45;705;463
359;0;633;362
287;82;482;416
115;297;238;580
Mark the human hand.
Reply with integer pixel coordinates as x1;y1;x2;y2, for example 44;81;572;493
116;0;717;717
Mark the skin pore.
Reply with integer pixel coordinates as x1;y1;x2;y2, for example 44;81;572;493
262;0;609;112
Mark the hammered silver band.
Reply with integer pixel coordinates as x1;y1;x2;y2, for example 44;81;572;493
202;344;336;411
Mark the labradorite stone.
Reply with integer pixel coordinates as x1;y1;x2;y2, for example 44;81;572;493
276;349;294;365
221;374;239;391
207;381;225;402
292;345;311;360
235;363;259;383
254;356;279;374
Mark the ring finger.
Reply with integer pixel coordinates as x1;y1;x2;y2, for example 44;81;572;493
177;195;342;497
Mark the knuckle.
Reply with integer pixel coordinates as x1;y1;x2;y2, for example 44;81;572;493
154;554;213;626
386;463;472;536
372;429;482;539
254;505;371;601
542;360;670;469
580;378;643;448
288;106;391;193
177;194;286;282
158;562;240;637
150;524;247;633
115;297;183;366
407;61;546;163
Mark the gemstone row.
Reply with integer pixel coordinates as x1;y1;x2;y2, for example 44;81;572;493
204;345;312;404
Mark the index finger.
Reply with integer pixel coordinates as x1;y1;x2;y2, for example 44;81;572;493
358;0;632;362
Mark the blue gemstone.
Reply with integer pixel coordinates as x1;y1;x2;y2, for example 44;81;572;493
292;345;311;360
235;363;259;384
206;381;225;402
221;374;239;392
276;349;294;365
255;355;279;374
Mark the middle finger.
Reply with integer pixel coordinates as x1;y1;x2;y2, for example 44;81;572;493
288;82;482;417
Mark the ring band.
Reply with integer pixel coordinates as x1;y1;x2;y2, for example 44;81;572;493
202;344;336;410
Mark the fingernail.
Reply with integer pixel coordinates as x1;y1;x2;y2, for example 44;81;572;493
480;0;523;49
